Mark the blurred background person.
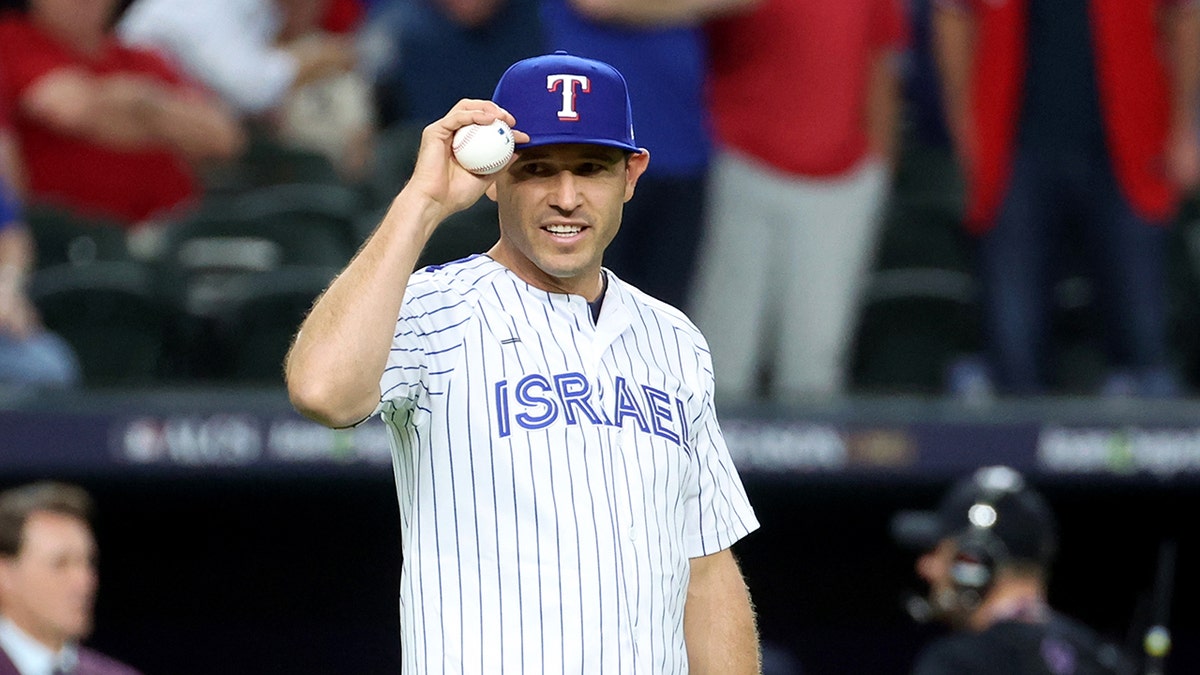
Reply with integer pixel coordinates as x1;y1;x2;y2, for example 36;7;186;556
0;94;79;389
0;0;243;241
891;465;1135;675
934;0;1200;398
0;174;81;389
361;0;544;129
117;0;373;181
0;481;141;675
540;0;728;310
689;0;908;402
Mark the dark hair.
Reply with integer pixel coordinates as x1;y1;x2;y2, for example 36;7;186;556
0;482;94;557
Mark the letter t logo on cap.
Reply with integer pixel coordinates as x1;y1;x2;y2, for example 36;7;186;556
547;74;590;121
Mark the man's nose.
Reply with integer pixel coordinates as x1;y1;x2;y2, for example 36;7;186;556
549;171;582;210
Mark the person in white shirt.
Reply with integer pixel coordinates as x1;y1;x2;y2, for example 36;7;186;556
118;0;374;179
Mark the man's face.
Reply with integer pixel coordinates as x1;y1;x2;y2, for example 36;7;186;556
0;512;98;650
916;539;964;621
487;143;648;298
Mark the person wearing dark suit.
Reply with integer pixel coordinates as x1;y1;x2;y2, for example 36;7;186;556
0;482;141;675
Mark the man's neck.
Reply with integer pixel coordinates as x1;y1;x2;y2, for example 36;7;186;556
0;616;74;675
970;578;1048;631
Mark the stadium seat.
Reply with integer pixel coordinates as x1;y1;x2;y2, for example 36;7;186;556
209;265;340;384
24;204;130;269
849;190;980;393
230;181;365;256
417;199;499;268
160;185;361;317
363;122;422;211
889;138;965;219
850;267;981;394
29;261;187;385
874;200;972;273
1165;206;1200;390
202;131;344;195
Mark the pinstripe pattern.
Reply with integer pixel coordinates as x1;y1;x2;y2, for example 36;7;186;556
377;255;758;674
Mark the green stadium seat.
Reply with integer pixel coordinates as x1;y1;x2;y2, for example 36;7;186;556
24;204;130;269
29;261;186;385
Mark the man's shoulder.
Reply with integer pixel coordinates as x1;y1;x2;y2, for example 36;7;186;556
411;255;500;289
402;255;504;324
78;647;143;675
914;616;1135;675
1037;613;1137;674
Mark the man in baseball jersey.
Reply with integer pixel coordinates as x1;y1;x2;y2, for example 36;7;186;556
286;51;761;673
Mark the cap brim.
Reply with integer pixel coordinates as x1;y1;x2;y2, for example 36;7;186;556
890;510;944;551
516;135;642;154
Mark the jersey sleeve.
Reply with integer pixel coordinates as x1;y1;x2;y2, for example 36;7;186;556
376;291;435;418
682;337;759;558
375;273;473;419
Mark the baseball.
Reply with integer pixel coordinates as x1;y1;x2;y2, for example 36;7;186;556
452;119;515;175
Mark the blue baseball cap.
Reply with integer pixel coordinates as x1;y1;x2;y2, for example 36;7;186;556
492;51;640;153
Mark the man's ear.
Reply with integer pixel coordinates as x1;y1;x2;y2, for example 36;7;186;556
624;149;650;202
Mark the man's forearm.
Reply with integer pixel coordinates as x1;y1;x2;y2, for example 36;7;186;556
684;549;760;675
26;71;242;160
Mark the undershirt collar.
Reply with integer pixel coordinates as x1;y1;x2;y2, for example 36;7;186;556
588;272;608;323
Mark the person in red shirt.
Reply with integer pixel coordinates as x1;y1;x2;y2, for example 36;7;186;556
935;0;1200;396
0;0;243;230
688;0;908;401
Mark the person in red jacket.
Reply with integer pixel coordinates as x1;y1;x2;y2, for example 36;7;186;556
935;0;1200;396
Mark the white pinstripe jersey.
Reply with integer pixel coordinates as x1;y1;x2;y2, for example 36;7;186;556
376;254;759;675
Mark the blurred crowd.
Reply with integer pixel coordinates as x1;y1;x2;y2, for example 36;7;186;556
1;0;1199;402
